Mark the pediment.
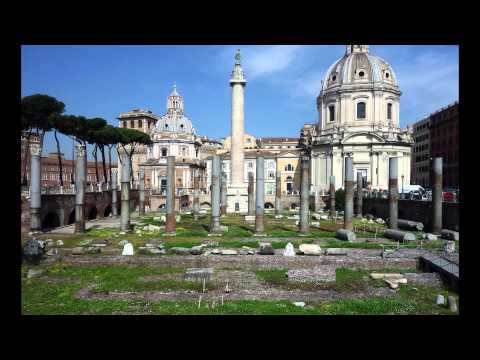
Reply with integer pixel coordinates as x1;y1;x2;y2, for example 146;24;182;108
342;132;385;144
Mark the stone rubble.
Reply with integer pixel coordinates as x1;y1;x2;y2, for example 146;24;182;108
259;242;275;255
239;246;256;255
283;243;296;257
219;249;239;255
122;243;134;256
118;240;129;247
298;244;322;256
27;269;44;279
293;302;306;308
72;247;85;255
436;294;445;305
46;248;59;256
170;247;191;255
324;248;348;256
447;296;458;312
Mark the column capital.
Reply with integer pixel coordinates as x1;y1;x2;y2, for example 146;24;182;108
75;144;86;157
30;143;42;156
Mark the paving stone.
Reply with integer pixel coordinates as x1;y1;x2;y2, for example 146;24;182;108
287;266;336;283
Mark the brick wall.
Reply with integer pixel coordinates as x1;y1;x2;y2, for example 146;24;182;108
362;198;459;232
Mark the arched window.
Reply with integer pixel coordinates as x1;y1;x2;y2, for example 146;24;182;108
286;176;293;181
387;103;392;120
357;102;366;119
285;164;294;171
161;148;167;157
329;105;335;122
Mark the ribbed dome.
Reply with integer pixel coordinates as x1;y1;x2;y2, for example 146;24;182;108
153;84;196;134
322;45;399;92
154;113;195;134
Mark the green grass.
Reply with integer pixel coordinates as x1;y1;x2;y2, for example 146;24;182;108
255;267;418;293
22;264;458;315
85;227;119;237
322;239;385;249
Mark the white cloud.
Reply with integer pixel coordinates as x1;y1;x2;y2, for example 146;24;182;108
241;45;304;79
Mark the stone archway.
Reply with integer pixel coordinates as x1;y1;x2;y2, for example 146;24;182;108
87;206;98;220
68;209;75;224
42;212;60;230
264;202;274;209
104;205;112;217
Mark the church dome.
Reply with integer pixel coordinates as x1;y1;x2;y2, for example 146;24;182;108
321;45;399;92
153;84;196;134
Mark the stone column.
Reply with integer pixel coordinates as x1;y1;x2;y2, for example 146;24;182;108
165;156;176;233
210;154;221;233
120;154;131;232
329;175;336;219
29;143;42;231
344;157;354;231
299;155;310;234
74;144;86;233
432;157;443;234
248;172;255;215
275;169;282;214
192;167;200;220
388;157;398;229
230;53;247;188
139;166;145;215
220;171;227;216
111;170;118;216
255;156;265;234
356;172;363;218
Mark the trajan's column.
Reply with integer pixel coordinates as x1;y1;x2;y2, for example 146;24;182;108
227;49;248;213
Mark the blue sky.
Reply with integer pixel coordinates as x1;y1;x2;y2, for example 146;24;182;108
21;45;459;161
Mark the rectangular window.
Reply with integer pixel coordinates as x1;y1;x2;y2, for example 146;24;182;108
329;105;335;122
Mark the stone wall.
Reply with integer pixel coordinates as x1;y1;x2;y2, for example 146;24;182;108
21;190;144;233
362;198;459;232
